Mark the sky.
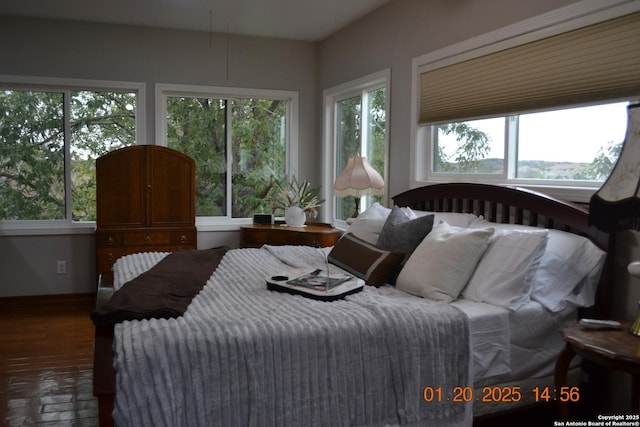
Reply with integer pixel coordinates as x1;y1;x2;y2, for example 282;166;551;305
518;102;628;163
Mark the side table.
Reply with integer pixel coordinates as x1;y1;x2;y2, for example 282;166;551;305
555;321;640;420
240;222;341;248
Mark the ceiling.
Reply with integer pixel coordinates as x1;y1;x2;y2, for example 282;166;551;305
0;0;391;42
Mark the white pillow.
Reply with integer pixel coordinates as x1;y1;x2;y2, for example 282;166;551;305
396;221;494;302
346;202;390;244
469;218;606;312
462;229;548;310
408;208;478;228
532;229;606;312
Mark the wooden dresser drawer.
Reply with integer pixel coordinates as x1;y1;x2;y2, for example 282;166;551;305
240;223;340;248
241;228;268;243
96;247;134;267
123;231;172;246
171;231;196;245
263;232;292;246
95;232;123;247
297;233;339;247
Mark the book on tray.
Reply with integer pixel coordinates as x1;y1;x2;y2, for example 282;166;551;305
286;270;352;290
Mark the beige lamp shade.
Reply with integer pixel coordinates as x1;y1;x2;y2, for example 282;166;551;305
333;156;384;197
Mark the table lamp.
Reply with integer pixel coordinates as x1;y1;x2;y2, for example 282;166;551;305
333;156;385;218
589;103;640;335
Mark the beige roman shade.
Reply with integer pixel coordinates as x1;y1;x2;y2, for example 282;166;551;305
419;12;640;124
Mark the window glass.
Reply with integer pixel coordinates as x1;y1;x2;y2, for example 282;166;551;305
0;90;65;220
433;117;505;174
231;98;287;218
517;102;627;180
366;87;387;183
428;100;627;182
335;95;362;219
70;91;137;221
165;94;290;218
166;96;227;216
334;87;387;221
0;89;136;221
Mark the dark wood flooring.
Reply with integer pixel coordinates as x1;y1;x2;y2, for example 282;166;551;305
0;294;98;426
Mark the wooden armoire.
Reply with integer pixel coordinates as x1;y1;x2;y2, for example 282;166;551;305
95;145;197;278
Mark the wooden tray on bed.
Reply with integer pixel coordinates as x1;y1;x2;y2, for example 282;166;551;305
266;269;364;301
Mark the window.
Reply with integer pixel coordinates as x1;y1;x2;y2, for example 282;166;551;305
157;84;297;221
429;101;628;181
324;70;389;223
0;82;141;225
411;2;640;202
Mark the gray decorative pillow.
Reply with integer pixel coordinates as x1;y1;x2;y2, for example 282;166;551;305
376;206;434;255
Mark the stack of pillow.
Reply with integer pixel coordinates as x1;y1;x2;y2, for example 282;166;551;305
327;203;606;312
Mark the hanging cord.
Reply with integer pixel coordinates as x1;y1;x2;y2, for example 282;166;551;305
209;10;213;48
226;23;230;80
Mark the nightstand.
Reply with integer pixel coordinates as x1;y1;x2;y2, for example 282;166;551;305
555;321;640;419
240;222;341;248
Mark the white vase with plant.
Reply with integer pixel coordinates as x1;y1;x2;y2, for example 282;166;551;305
267;176;324;227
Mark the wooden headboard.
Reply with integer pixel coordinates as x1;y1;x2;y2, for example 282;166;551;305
392;183;613;318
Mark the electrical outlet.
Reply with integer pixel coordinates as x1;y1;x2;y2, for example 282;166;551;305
56;260;67;275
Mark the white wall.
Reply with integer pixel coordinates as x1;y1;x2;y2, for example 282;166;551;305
0;15;318;296
0;234;95;295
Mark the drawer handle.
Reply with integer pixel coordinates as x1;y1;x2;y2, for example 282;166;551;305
107;252;114;262
145;235;151;243
180;235;188;244
107;236;114;246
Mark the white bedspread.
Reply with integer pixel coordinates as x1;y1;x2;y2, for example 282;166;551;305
112;246;471;427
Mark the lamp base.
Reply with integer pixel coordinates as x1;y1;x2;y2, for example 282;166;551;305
628;261;640;336
630;302;640;336
351;197;361;218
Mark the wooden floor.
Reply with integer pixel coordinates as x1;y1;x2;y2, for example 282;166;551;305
0;294;99;426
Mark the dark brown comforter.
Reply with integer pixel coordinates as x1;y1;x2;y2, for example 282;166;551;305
91;246;228;327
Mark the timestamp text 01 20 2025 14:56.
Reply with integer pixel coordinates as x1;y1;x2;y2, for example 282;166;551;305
422;386;580;403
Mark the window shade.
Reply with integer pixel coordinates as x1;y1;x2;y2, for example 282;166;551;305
419;12;640;125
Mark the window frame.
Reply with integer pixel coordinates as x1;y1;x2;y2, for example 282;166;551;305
424;101;631;196
410;0;640;203
155;83;299;229
322;69;390;227
0;75;146;236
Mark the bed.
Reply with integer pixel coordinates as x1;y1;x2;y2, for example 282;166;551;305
92;183;613;427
